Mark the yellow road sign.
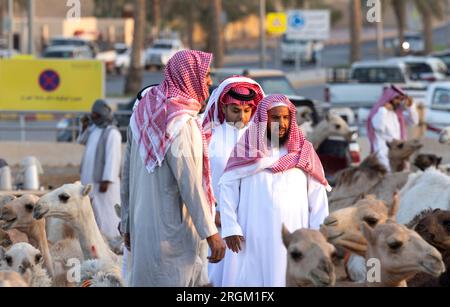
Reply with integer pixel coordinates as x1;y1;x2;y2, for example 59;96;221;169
266;12;287;35
0;59;104;111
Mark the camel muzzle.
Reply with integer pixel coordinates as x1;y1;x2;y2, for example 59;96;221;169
33;204;49;220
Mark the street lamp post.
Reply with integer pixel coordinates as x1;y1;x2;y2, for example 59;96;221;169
259;0;266;68
28;0;35;55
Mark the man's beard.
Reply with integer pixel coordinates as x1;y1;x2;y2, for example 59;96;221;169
267;129;289;147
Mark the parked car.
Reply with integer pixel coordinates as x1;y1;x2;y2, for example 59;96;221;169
145;39;184;70
325;60;427;108
386;32;425;56
430;49;450;76
0;48;19;58
387;56;448;82
280;34;321;64
48;36;99;57
42;45;94;59
114;47;145;75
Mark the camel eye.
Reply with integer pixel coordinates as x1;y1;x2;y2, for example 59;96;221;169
398;143;404;149
443;220;450;232
388;240;403;251
290;250;303;262
415;223;426;232
335;124;341;130
24;204;34;212
5;256;12;266
58;193;70;203
363;216;379;227
35;253;42;264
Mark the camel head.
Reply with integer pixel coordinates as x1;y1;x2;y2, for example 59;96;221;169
296;106;314;126
362;220;445;286
439;127;450;145
414;154;443;171
0;242;44;275
33;183;93;222
282;225;337;287
387;139;423;171
0;195;40;231
321;194;400;256
322;113;353;141
409;209;450;253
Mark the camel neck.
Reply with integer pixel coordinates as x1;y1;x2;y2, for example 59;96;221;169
309;120;329;149
73;199;115;262
29;220;54;277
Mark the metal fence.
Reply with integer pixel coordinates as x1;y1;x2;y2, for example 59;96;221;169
0;110;133;142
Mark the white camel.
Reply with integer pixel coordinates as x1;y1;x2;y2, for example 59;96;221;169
397;168;450;224
308;113;353;150
33;183;122;287
0;243;52;287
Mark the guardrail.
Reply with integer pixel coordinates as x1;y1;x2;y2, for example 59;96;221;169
0;110;133;142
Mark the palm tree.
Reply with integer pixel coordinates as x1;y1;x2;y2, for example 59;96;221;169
124;0;146;95
350;0;362;63
414;0;446;53
151;0;161;41
209;0;224;67
390;0;407;55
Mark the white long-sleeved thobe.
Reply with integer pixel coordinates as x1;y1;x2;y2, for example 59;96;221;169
80;126;122;239
219;146;329;287
126;118;218;287
371;104;419;171
208;122;245;287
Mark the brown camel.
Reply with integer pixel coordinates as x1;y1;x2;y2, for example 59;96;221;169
282;225;337;287
387;139;423;172
361;221;445;287
407;209;450;287
322;194;400;257
330;146;417;211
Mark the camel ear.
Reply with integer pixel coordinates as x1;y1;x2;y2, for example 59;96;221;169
114;204;121;219
35;253;43;265
386;141;393;149
82;184;93;197
325;113;330;122
282;224;291;248
361;222;375;244
388;192;400;221
437;157;442;166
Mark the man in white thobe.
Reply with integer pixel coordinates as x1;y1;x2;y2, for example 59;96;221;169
219;94;330;287
367;85;419;172
202;76;265;287
121;50;225;287
79;100;121;239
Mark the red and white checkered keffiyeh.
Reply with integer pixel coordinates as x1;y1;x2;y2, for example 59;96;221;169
222;94;330;189
202;76;265;142
130;50;216;207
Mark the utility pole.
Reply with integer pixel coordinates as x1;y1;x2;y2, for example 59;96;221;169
8;0;13;56
259;0;266;68
28;0;35;55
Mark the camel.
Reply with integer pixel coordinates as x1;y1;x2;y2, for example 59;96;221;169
329;155;409;211
413;154;442;171
321;194;400;282
282;225;337;287
0;194;54;277
387;139;423;172
397;168;450;225
0;195;29;246
407;209;450;287
307;113;353;150
0;271;29;287
361;221;445;287
329;139;423;211
33;182;122;287
439;127;450;145
322;194;400;257
0;243;52;287
78;259;123;287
